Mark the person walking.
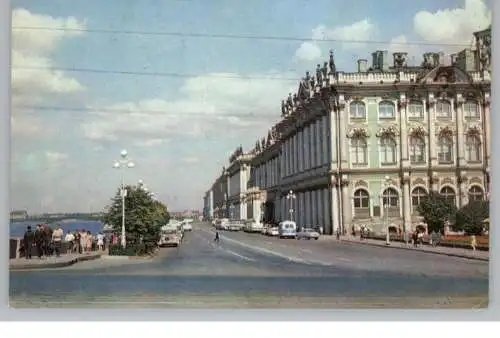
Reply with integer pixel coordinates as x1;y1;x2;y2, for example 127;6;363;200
96;232;105;251
23;226;35;259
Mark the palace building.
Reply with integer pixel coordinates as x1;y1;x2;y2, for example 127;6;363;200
203;27;491;235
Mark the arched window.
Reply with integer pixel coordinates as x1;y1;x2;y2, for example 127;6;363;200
353;189;370;218
411;187;428;213
465;135;481;162
464;101;479;119
350;138;368;165
380;136;397;164
408;101;424;119
350;101;366;119
440;186;456;205
436;100;452;119
382;187;399;217
409;136;426;164
379;101;395;119
437;136;453;163
468;186;484;201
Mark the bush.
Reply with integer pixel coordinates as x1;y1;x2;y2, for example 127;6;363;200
108;243;147;256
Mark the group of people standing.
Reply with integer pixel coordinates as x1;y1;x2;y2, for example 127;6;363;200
22;223;63;259
22;224;105;259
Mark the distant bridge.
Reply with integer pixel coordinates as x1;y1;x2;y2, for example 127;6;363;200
12;214;103;223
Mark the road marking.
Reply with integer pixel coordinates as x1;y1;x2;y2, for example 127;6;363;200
223;249;255;262
199;228;334;266
193;231;255;262
300;248;313;254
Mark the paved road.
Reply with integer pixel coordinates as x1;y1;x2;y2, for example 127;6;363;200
10;222;489;308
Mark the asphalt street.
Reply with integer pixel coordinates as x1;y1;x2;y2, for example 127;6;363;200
10;222;489;308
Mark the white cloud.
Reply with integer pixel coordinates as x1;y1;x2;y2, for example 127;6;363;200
11;115;42;137
385;0;492;65
294;41;322;61
413;0;491;47
294;19;377;62
82;72;295;143
11;8;87;106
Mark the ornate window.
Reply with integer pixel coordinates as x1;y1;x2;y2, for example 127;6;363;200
440;186;456;205
350;138;368;165
465;135;481;162
437;136;453;163
464;101;480;119
409;136;426;164
379;136;397;164
353;189;370;218
350;101;366;119
468;186;484;201
411;187;427;213
379;101;395;119
408;101;424;119
382;187;399;217
436;100;452;119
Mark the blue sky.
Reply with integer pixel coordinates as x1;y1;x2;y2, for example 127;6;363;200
10;0;492;213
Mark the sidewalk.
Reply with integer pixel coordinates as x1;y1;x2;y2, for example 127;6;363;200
10;252;102;270
338;236;489;261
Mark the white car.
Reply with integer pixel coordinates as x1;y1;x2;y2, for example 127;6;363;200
296;228;320;240
269;227;279;236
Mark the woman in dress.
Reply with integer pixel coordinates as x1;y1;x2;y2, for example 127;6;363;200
86;230;93;252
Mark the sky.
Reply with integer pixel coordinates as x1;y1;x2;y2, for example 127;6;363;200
10;0;492;214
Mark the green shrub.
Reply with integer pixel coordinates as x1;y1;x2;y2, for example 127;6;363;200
108;243;147;256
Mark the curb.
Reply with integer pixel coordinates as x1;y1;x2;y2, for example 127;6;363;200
9;254;102;271
340;240;489;262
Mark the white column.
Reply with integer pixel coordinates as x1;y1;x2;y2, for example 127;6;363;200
341;179;351;233
402;175;411;235
427;96;437;165
456;95;465;166
311;122;316;168
331;181;339;234
329;113;337;165
317;119;323;166
304;127;309;170
309;124;314;168
338;98;348;167
484;94;491;164
298;130;303;172
399;95;409;167
293;134;299;174
317;189;323;227
312;190;318;225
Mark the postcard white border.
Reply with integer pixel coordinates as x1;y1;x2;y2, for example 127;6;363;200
1;0;498;321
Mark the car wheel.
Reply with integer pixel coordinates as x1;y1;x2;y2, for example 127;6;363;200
314;238;318;240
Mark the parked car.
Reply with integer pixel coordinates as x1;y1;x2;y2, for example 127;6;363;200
228;220;244;231
244;219;264;233
269;227;280;237
296;228;320;240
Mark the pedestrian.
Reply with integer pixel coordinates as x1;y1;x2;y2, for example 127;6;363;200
96;232;105;251
80;230;87;253
23;225;35;259
86;230;93;252
470;235;477;251
52;225;64;257
34;224;44;258
65;231;75;253
42;224;53;256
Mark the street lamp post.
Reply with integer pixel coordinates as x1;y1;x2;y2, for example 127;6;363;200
286;190;296;222
113;149;135;248
382;175;391;246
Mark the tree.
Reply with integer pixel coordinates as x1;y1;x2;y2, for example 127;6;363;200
454;200;489;235
417;191;457;233
102;185;170;253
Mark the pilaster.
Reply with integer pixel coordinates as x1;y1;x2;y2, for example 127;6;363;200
398;94;410;167
401;172;411;235
455;94;466;167
340;174;351;233
427;94;438;166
